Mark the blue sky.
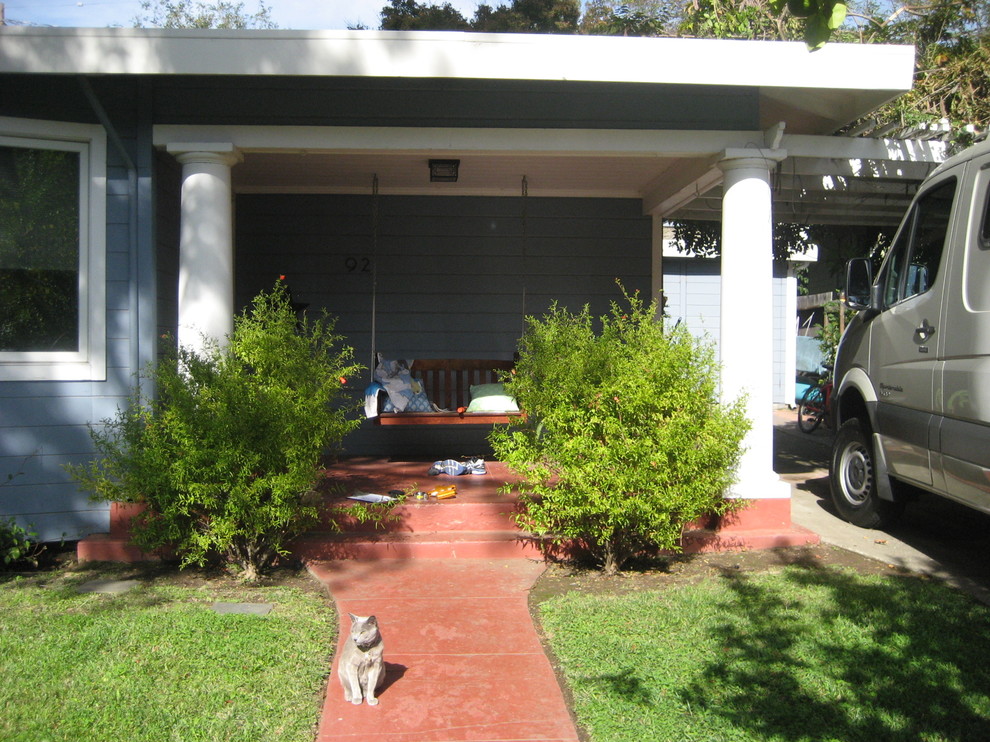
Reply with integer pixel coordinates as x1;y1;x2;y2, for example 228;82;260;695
4;0;483;31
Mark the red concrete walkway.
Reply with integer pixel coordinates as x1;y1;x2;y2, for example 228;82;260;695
308;558;580;742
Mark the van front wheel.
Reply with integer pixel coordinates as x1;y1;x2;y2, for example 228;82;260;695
829;418;903;528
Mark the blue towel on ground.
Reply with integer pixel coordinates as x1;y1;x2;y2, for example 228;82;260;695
428;458;487;476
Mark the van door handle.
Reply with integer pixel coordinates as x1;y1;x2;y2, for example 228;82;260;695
915;320;936;340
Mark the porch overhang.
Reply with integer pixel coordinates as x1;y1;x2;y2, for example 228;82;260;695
0;29;914;139
4;27;930;223
151;124;947;227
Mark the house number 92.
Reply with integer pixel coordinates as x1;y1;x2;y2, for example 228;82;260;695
345;257;371;273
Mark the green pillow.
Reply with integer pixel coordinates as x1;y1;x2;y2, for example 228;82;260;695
467;383;520;413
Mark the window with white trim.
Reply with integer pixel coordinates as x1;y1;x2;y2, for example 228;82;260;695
0;118;106;381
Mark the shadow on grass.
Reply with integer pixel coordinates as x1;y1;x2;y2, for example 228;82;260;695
589;669;654;707
679;565;990;740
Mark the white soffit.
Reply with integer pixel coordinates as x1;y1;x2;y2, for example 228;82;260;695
0;28;914;93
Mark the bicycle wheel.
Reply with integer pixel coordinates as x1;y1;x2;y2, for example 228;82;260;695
798;384;826;433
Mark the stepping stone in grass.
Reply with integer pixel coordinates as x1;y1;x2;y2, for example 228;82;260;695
77;579;140;594
211;602;274;615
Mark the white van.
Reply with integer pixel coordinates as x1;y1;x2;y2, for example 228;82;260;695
831;138;990;527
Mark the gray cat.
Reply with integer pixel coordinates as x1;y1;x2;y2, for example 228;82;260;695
338;613;386;706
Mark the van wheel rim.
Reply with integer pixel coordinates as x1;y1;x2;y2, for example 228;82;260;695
840;442;873;505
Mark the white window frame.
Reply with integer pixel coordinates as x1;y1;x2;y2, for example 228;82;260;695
0;117;106;381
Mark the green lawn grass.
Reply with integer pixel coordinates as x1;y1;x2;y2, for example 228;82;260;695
0;567;335;742
539;566;990;742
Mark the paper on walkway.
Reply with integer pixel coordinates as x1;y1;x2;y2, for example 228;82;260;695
348;490;395;503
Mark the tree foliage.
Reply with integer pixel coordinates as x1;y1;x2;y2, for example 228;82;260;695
380;0;472;29
679;0;803;39
490;287;749;575
843;0;990;143
133;0;277;29
70;282;362;580
670;220;819;263
380;0;580;32
474;0;581;31
580;0;677;35
770;0;849;48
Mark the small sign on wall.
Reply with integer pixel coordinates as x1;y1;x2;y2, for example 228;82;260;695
345;256;372;273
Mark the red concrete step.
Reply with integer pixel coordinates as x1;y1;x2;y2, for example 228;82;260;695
683;525;821;552
76;533;159;563
310;463;539;559
328;499;522;533
78;459;819;564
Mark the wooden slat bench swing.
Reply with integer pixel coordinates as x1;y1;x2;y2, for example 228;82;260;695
375;358;521;426
367;175;526;427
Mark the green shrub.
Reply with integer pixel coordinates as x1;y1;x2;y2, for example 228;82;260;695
490;286;750;575
70;282;362;580
0;518;44;569
818;296;856;371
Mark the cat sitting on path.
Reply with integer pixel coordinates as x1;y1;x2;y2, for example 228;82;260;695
339;613;386;706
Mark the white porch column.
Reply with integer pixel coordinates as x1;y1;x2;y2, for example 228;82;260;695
167;143;242;353
718;150;791;500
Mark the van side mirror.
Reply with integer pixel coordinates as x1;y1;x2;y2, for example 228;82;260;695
845;258;877;313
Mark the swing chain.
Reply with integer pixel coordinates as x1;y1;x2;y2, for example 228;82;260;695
520;175;528;335
370;174;380;381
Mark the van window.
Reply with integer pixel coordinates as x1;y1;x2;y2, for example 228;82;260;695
981;178;990;246
880;177;955;306
966;173;990;311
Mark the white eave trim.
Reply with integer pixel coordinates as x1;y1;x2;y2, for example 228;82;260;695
153;124;772;156
0;27;914;92
152;125;948;165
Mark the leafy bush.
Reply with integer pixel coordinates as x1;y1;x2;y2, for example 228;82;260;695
818;296;856;372
0;518;44;569
70;282;362;580
490;287;750;575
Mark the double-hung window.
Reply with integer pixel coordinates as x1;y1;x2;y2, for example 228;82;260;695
0;118;106;381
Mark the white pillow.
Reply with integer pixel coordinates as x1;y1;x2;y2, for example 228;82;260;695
467;383;520;413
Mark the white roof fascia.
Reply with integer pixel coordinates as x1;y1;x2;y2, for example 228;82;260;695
152;124;772;156
151;126;947;169
0;28;914;93
154;126;939;159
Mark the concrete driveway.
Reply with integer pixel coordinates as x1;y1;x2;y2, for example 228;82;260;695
774;407;990;604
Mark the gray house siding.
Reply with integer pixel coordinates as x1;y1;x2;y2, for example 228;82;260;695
1;74;760;132
0;79;158;542
154;77;759;130
235;194;652;356
0;148;148;542
661;257;790;406
662;257;722;345
235;194;653;457
772;267;789;405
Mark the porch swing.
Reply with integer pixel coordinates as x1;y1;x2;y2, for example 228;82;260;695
372;175;525;427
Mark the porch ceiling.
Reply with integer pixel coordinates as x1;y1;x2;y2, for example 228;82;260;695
231;138;946;228
233;151;670;200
